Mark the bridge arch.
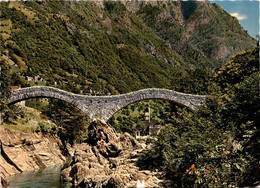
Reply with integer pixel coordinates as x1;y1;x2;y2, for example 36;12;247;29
7;87;89;117
7;86;206;122
105;97;196;122
96;88;206;122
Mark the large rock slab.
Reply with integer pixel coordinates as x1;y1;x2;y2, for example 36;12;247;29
0;128;68;179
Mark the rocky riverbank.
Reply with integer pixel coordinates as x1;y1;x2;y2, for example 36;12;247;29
61;121;173;187
1;121;173;187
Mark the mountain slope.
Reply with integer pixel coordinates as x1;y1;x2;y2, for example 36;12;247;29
0;1;184;94
127;1;256;68
0;1;256;96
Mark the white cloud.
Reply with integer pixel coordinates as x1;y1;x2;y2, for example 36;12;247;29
230;12;248;20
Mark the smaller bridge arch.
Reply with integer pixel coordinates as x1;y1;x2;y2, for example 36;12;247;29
7;86;206;122
7;87;89;114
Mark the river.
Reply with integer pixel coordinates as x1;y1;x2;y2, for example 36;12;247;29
6;164;71;188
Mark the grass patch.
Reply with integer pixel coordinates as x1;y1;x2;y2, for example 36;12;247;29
4;40;16;47
0;19;12;34
65;71;78;78
0;19;12;40
2;106;56;134
1;54;15;66
12;54;28;71
1;33;11;40
2;107;40;133
9;2;39;21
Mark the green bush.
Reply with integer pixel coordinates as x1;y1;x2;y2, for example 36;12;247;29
37;121;57;135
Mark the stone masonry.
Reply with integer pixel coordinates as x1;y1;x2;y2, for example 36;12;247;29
7;86;206;122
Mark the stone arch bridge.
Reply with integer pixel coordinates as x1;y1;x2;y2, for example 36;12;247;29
7;86;206;122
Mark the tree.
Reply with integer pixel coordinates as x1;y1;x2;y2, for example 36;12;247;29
0;60;12;122
0;61;11;106
43;99;91;145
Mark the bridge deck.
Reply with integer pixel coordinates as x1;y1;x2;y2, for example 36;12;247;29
7;86;206;122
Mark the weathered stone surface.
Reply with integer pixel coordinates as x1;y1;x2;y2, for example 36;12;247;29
61;122;164;187
7;86;206;122
0;128;68;179
86;121;142;158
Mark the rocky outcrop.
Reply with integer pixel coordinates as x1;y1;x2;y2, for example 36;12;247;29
0;128;69;180
130;1;256;68
61;121;168;187
86;121;141;157
0;120;172;187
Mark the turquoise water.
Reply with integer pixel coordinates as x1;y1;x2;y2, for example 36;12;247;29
7;164;72;188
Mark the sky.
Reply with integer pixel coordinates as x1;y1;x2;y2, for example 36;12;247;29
210;0;259;38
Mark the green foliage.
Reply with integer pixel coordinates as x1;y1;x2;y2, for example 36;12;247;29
138;4;162;18
104;1;126;15
0;1;186;95
171;67;214;95
181;1;197;20
138;47;260;186
109;100;183;136
43;99;91;145
0;61;14;122
10;72;29;87
1;1;221;96
0;60;11;106
36;121;57;135
25;98;48;112
1;105;53;134
1;104;25;123
215;47;259;88
1;3;258;185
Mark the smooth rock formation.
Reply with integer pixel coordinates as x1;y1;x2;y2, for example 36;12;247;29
0;128;69;179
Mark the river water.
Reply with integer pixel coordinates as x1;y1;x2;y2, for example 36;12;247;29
6;164;72;188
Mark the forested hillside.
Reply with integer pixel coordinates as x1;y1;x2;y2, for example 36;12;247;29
0;1;256;97
0;1;181;96
0;0;257;148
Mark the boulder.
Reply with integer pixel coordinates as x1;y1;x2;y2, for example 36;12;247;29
87;121;142;152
